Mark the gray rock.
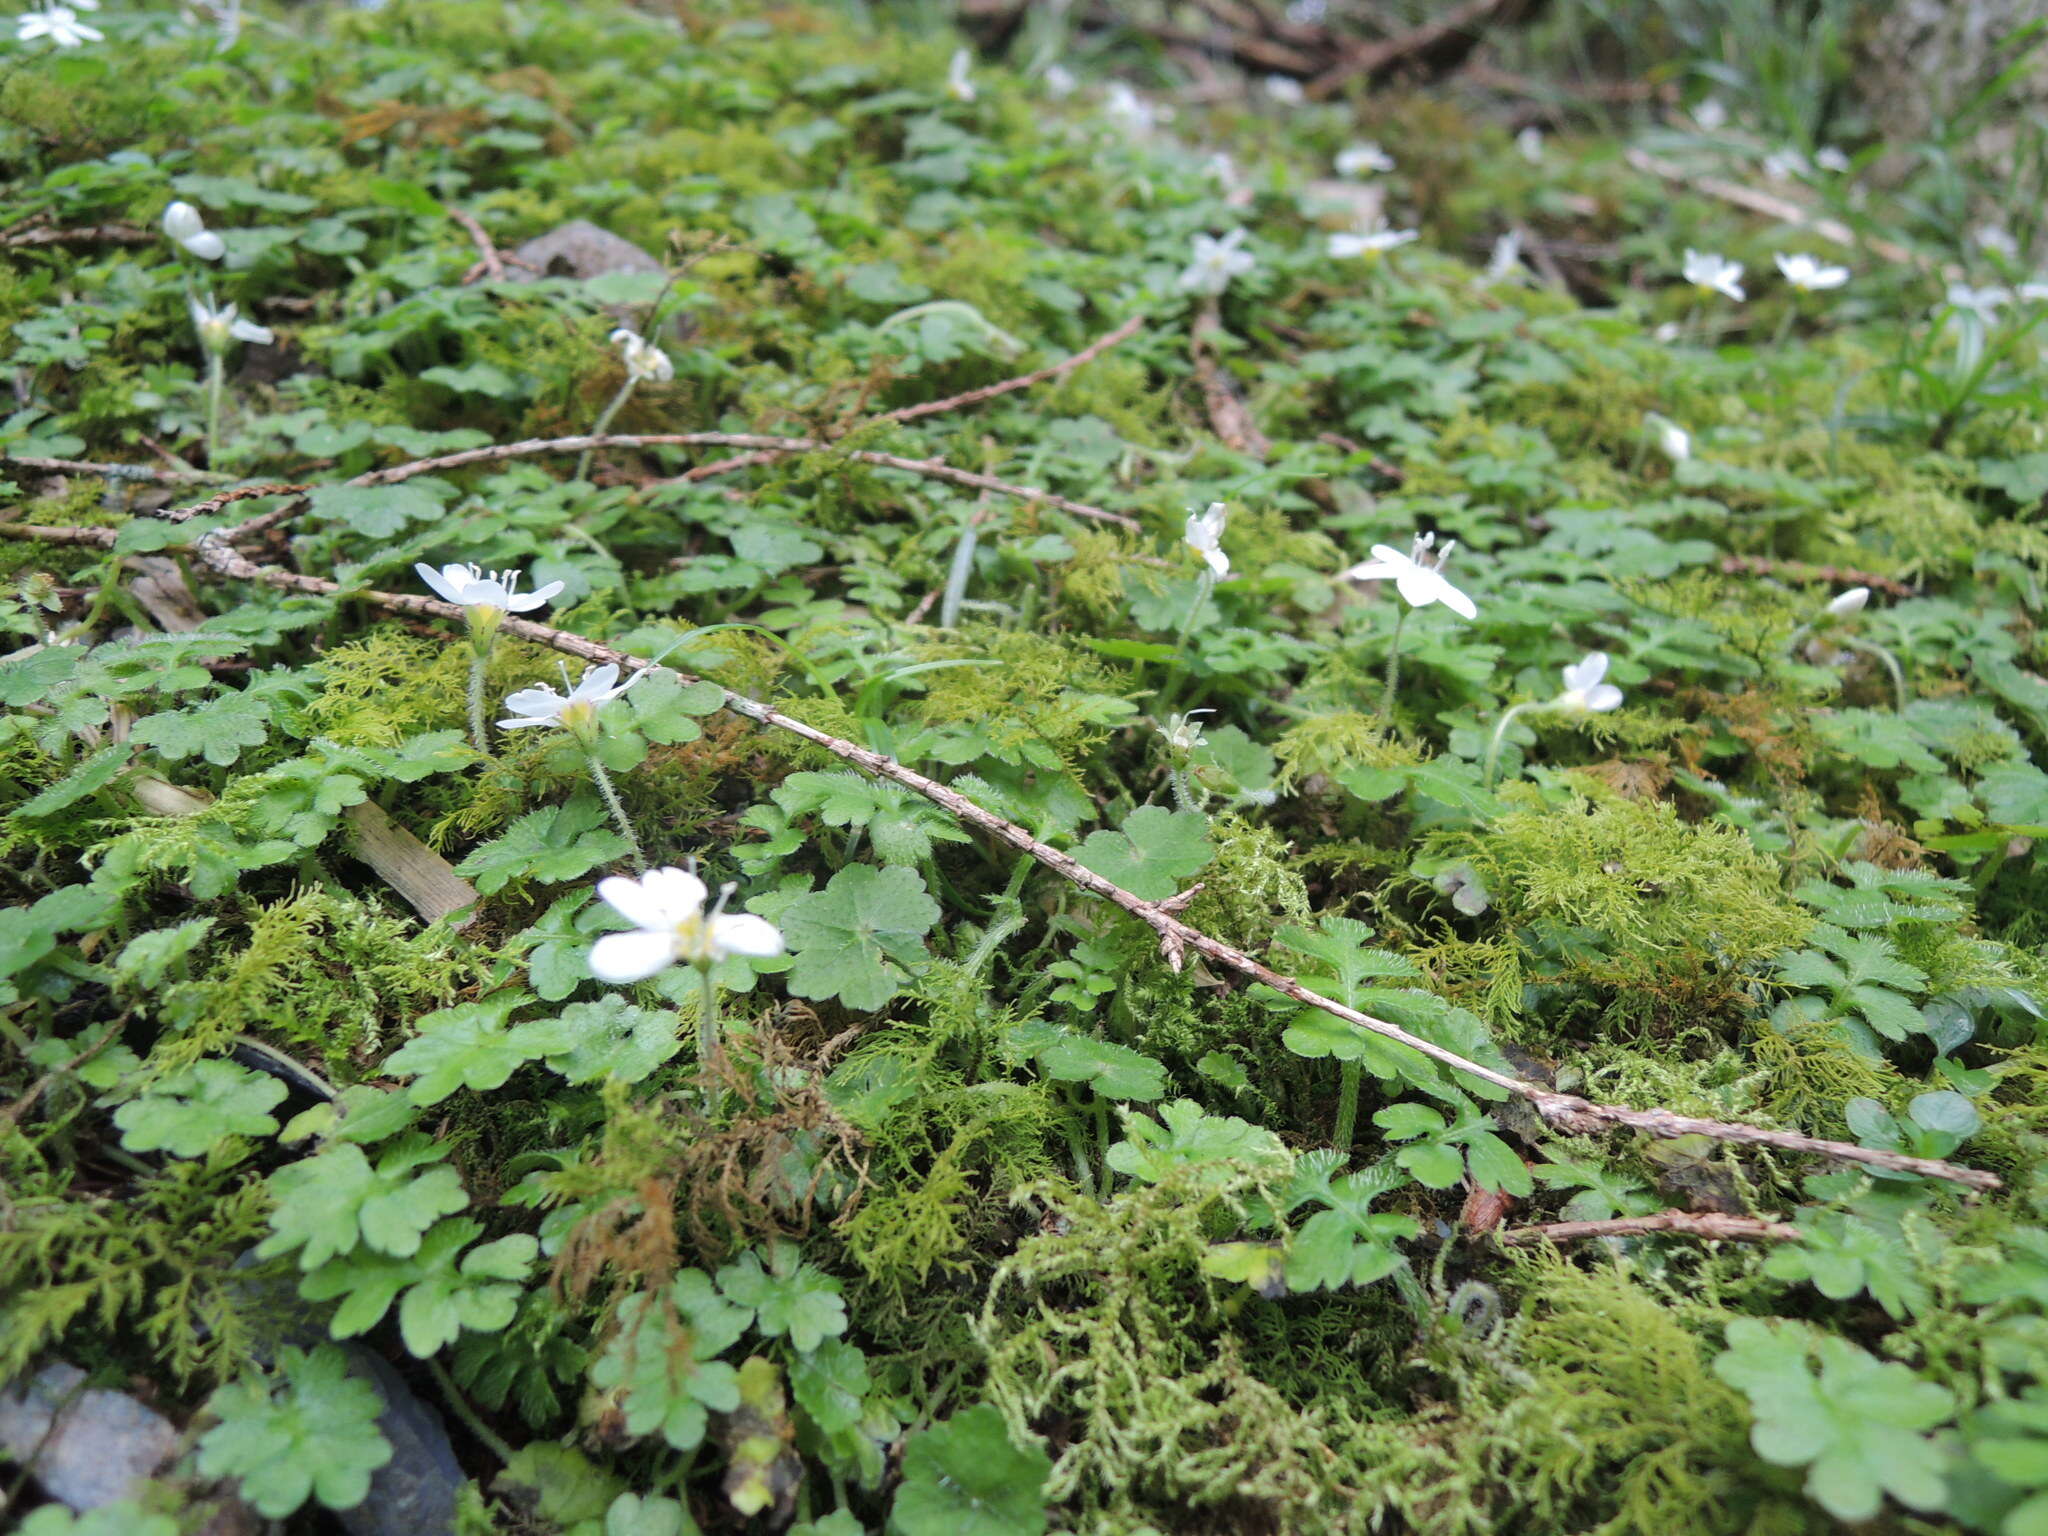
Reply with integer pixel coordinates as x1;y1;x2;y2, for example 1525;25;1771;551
0;1363;179;1509
504;218;663;285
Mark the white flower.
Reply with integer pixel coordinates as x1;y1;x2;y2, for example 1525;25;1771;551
610;328;673;384
1184;502;1229;577
15;5;101;45
1825;586;1870;617
415;561;564;618
1263;74;1305;105
498;661;643;733
1762;148;1810;182
1336;142;1393;177
1647;414;1691;463
2021;280;2048;304
1043;63;1076;98
589;867;784;982
162;201;225;261
946;47;976;102
1483;229;1523;284
1330;222;1418;260
1976;224;2020;262
1178;228;1254;295
1164;709;1211;755
1343;531;1477;621
1555;651;1623;712
1204;152;1239;189
1693;96;1727;131
1682;249;1745;301
1774;252;1849;292
1515;125;1543;164
1814;145;1850;173
1945;283;2010;326
188;293;272;354
1103;83;1156;134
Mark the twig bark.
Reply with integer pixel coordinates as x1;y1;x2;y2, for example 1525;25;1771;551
1;223;156;249
870;314;1145;429
449;207;506;284
1718;555;1918;600
17;512;1991;1194
1497;1211;1801;1245
6;455;229;484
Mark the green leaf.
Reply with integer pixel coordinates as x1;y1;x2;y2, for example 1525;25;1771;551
1107;1098;1291;1185
716;1241;847;1353
782;864;941;1011
112;1059;287;1158
14;741;133;817
589;1271;753;1452
131;687;272;766
455;797;633;895
1072;806;1213;901
889;1404;1051;1536
305;482;448;539
300;1216;537;1356
1712;1317;1953;1522
1035;1033;1167;1101
772;771;970;866
790;1338;870;1435
257;1137;469;1268
386;992;573;1104
197;1345;393;1518
542;997;682;1084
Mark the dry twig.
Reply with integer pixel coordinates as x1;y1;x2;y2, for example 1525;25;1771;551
449;207;506;284
870;314;1145;429
1498;1212;1801;1245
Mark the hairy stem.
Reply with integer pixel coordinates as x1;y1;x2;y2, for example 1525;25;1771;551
584;750;646;869
696;962;719;1115
1839;635;1909;711
205;352;225;469
465;645;493;757
1483;701;1535;788
573;378;638;483
1380;604;1409;723
1333;1059;1363;1152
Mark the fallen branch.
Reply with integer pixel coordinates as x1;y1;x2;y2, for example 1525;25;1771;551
1191;301;1271;460
1;223;155;249
1309;0;1541;98
1497;1211;1800;1245
450;207;506;284
870;314;1145;429
1717;555;1918;600
9;509;1986;1193
7;455;229;485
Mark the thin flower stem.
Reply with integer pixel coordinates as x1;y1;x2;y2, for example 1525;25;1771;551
1168;765;1201;814
1840;635;1909;711
939;508;981;628
573;379;638;482
584;750;646;869
425;1358;514;1465
205;352;225;468
465;646;493;757
1483;701;1536;788
1772;302;1798;349
1380;604;1409;723
695;962;719;1114
1157;569;1215;716
1333;1058;1363;1152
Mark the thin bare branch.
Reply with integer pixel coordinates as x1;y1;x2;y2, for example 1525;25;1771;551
31;521;1990;1194
1;223;155;249
870;314;1146;428
7;456;228;484
449;207;506;283
1498;1212;1802;1245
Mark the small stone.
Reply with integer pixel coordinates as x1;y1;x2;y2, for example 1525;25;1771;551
0;1363;179;1509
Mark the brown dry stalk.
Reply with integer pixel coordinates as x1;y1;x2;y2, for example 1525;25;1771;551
1497;1211;1801;1245
5;456;228;484
870;314;1146;428
448;207;506;284
2;509;1985;1193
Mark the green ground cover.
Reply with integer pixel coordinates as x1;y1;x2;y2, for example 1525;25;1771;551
6;2;2048;1532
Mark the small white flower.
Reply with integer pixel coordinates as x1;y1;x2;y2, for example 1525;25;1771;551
1263;74;1305;105
1178;228;1254;295
1683;249;1745;301
1104;83;1156;134
589;867;784;982
1945;282;2010;326
1825;586;1870;617
1814;145;1850;173
1555;651;1623;712
610;328;673;384
1647;414;1691;463
1483;229;1523;284
1762;148;1810;182
2021;279;2048;303
1043;63;1076;98
1976;224;2020;262
946;47;976;102
188;292;272;354
15;5;101;46
162;201;226;261
498;661;643;733
1336;142;1394;177
1164;709;1211;755
1693;96;1727;131
1184;502;1229;577
1204;152;1239;189
416;561;564;618
1343;531;1477;621
1330;222;1418;260
1515;125;1543;164
1774;252;1849;292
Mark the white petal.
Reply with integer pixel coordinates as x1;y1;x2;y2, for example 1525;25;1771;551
501;685;566;718
164;204;205;243
231;319;273;344
1343;558;1399;582
1394;566;1441;610
1202;546;1230;577
573;663;622;701
589;929;680;983
640;866;708;919
504;580;565;612
597;874;676;930
416;562;460;603
1586;683;1624;711
495;715;554;729
711;913;784;959
184;229;226;261
1434;577;1478;621
1561;652;1608;691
